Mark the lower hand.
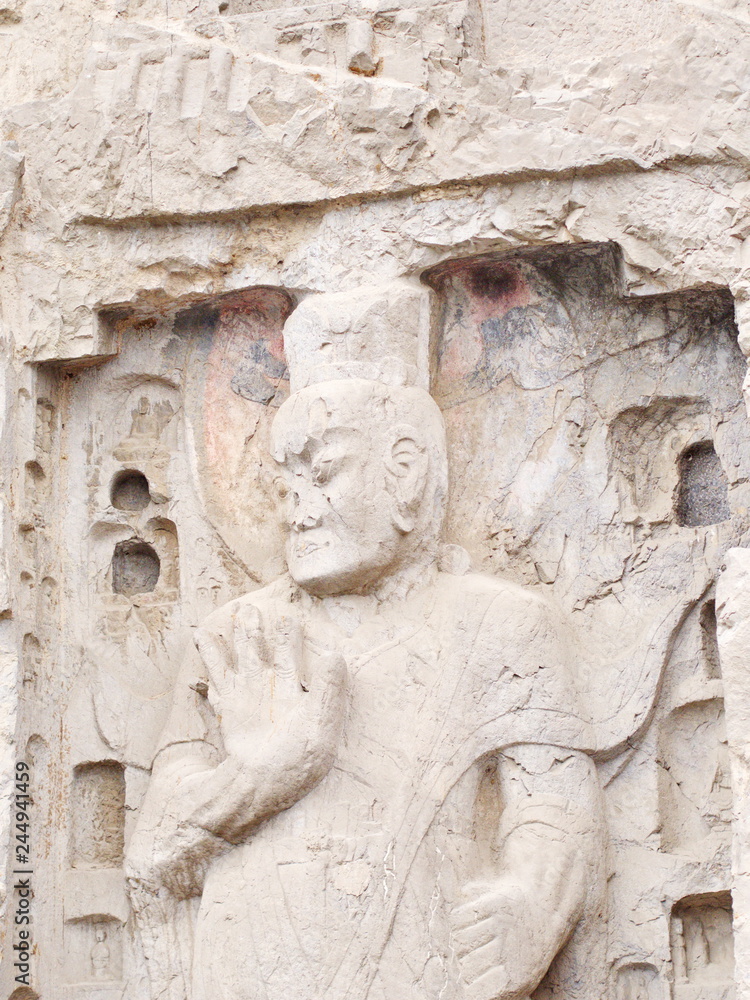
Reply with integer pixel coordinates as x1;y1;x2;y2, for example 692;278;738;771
450;879;527;1000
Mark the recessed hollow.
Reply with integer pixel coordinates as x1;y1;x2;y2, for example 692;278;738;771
615;963;659;1000
671;892;734;985
69;762;125;869
111;540;160;596
25;460;44;483
700;600;721;679
657;699;730;852
675;441;730;527
111;470;151;512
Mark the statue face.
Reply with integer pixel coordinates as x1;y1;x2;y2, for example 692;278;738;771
271;387;407;597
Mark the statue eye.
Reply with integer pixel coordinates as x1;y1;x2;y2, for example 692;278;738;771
274;477;290;500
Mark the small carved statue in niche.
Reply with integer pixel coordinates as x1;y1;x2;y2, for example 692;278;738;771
90;924;111;980
126;285;605;1000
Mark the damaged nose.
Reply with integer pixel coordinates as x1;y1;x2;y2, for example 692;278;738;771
292;508;323;531
289;478;326;531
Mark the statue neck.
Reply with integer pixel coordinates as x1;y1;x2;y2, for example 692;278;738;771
312;558;438;637
334;557;438;603
367;556;439;604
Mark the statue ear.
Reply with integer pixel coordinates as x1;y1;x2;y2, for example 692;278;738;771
384;426;428;533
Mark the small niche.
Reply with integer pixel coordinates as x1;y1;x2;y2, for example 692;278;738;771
671;893;734;987
110;470;151;511
657;699;731;852
111;540;160;596
701;600;721;679
22;633;41;686
69;762;125;869
64;916;123;985
675;442;730;527
616;963;659;1000
19;571;34;616
34;398;55;454
24;460;45;504
40;575;57;614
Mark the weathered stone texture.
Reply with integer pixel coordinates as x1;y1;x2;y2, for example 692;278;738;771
2;1;750;999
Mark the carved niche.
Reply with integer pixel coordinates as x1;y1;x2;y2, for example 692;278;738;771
9;244;749;1000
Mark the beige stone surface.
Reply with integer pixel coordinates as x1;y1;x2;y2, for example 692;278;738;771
1;0;750;998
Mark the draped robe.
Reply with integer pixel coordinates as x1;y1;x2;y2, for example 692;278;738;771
143;569;598;1000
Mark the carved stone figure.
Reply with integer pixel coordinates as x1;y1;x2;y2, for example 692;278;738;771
5;0;750;993
125;287;605;1000
90;925;111;981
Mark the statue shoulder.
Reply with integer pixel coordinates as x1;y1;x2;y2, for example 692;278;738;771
440;570;558;629
444;572;588;746
439;570;570;672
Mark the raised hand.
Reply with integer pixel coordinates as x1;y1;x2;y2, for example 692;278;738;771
185;601;348;842
126;600;348;901
194;603;347;765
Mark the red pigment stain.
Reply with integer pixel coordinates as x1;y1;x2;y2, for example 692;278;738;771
430;259;533;316
463;263;532;326
439;318;483;386
203;289;292;473
218;292;289;364
433;263;534;389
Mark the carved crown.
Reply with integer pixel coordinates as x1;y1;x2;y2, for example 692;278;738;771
283;281;432;393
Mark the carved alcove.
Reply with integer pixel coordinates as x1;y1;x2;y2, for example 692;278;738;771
701;600;722;680
69;762;125;869
63;915;124;987
654;591;730;866
615;962;661;1000
671;893;735;999
657;698;731;853
110;470;152;512
676;442;731;528
110;538;161;596
63;761;128;989
10;238;749;1000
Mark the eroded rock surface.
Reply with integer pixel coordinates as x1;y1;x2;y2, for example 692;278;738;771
2;2;750;999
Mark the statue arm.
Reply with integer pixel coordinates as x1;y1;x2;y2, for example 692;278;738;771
179;639;347;845
452;744;602;1000
125;739;230;901
125;612;347;901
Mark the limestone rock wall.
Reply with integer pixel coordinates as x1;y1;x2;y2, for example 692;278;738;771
1;0;750;998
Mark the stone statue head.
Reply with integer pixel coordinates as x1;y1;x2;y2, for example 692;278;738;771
271;378;448;597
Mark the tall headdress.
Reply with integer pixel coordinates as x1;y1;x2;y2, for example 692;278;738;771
282;280;432;394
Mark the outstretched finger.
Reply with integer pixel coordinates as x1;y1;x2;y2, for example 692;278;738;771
273;613;304;698
305;649;348;704
459;879;498;903
459;939;505;988
451;915;496;958
195;629;234;696
233;605;268;680
451;892;496;931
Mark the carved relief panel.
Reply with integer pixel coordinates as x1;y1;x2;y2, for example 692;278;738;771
5;243;748;1000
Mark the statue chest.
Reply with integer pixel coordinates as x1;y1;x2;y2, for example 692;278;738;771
331;628;463;791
